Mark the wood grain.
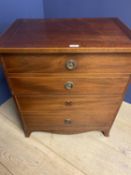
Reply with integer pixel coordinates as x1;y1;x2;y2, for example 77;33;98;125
16;95;122;112
3;53;131;74
0;162;12;175
1;18;131;137
15;95;122;136
0;18;131;53
8;76;129;95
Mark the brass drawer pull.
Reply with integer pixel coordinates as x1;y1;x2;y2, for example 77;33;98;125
64;81;74;90
64;118;72;125
65;101;72;106
65;59;77;70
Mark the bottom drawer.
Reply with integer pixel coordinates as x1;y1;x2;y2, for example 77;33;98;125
22;112;113;129
21;112;111;134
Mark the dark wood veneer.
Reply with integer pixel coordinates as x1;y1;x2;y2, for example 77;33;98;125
3;53;131;74
0;18;131;137
8;76;129;95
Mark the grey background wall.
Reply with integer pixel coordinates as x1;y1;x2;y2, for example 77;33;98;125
0;0;131;104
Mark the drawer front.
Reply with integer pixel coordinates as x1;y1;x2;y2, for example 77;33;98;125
17;95;122;131
16;95;122;114
3;53;131;73
21;110;113;134
9;76;129;95
22;113;113;130
21;94;121;129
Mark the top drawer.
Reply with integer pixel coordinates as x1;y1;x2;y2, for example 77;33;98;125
3;53;131;74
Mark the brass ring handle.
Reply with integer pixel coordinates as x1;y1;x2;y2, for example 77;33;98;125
65;59;77;70
64;81;74;90
64;118;72;125
65;101;72;106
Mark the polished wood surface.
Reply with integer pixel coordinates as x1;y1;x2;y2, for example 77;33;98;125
0;18;131;53
16;95;122;112
3;53;131;74
21;112;111;135
0;18;131;137
15;95;123;136
8;75;129;95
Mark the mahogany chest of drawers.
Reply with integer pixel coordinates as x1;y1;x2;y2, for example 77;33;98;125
0;18;131;137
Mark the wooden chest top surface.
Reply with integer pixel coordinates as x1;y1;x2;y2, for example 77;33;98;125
0;18;131;53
